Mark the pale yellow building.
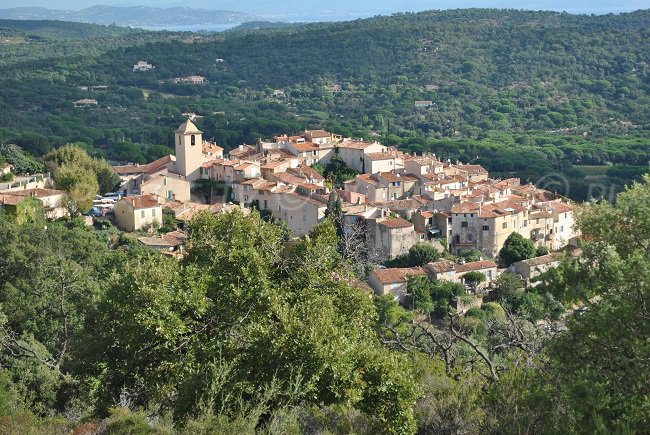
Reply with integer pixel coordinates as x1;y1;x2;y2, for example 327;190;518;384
114;194;162;232
139;173;191;203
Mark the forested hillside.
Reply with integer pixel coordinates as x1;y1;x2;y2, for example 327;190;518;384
1;177;649;434
0;9;649;199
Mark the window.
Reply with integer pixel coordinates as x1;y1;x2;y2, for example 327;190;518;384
536;218;540;224
455;235;460;243
523;220;528;227
166;190;174;200
151;209;156;217
244;195;249;201
140;210;145;218
502;222;507;229
482;225;489;231
467;234;473;241
461;221;468;228
264;200;268;209
163;177;168;186
302;214;307;222
560;226;564;233
191;135;196;146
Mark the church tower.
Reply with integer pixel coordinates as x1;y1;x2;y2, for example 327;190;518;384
175;119;203;181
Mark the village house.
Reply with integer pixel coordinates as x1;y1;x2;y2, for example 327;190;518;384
133;60;155;71
403;155;444;177
336;139;387;173
367;267;426;300
344;171;419;203
415;100;433;108
202;141;224;160
114;194;162;232
0;163;12;176
444;163;489;182
271;190;328;237
423;259;498;290
511;253;562;287
174;75;206;85
73;99;98;108
366;216;419;260
138;172;191;203
0;188;67;219
138;230;187;253
450;199;531;257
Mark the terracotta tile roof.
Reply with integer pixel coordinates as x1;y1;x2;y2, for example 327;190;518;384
229;145;259;159
0;194;22;206
201;159;225;169
420;211;434;218
378;217;413;229
546;201;574;214
372;267;426;284
202;142;223;154
240;177;266;186
365;152;395;161
138;236;176;247
372;198;427;210
266;149;298;159
261;160;289;170
376;172;418;183
257;181;279;192
120;194;160;209
285;191;328;207
452;200;527;219
113;155;175;176
453;164;488;174
355;174;379;186
339;140;380;150
424;260;456;274
8;188;64;198
305;129;331;138
273;172;307;185
287;164;325;181
234;162;257;171
530;210;553;219
516;253;562;267
162;230;187;246
290;141;318;151
455;260;497;273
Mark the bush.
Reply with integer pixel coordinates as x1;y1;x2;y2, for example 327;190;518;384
499;233;535;267
465;307;486;319
481;302;506;321
407;243;441;266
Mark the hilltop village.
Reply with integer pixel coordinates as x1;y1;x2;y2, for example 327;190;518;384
0;119;578;302
107;120;577;298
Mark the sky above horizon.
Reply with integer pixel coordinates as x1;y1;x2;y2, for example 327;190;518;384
0;0;646;16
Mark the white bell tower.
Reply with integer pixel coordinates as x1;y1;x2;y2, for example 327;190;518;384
175;119;203;181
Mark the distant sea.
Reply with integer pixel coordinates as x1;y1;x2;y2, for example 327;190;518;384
134;14;376;32
137;23;240;32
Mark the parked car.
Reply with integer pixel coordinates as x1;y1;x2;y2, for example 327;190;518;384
84;207;102;217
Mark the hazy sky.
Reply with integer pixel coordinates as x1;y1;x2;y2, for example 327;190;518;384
0;0;645;16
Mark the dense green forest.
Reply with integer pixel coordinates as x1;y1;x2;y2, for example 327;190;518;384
1;175;649;433
0;10;649;199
